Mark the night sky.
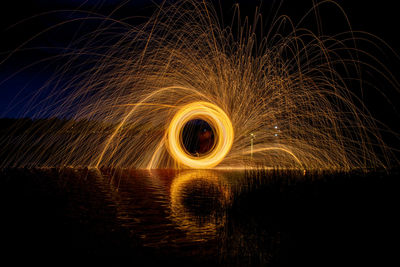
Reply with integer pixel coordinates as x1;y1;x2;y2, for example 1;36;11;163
1;0;400;120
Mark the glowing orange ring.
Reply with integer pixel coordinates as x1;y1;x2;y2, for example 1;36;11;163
167;101;234;168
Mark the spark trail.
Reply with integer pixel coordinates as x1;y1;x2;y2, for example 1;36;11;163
1;0;399;170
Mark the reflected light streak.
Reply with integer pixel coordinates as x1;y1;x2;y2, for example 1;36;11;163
169;170;231;240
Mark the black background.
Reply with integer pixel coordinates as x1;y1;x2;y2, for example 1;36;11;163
1;0;399;125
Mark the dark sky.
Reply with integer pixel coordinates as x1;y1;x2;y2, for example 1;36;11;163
1;0;400;118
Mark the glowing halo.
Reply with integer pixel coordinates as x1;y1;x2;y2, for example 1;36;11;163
166;102;234;168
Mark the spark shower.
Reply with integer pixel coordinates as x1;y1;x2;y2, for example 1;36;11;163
1;0;399;170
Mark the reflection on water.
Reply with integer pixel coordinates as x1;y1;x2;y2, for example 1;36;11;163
169;170;231;241
103;169;233;246
1;167;398;266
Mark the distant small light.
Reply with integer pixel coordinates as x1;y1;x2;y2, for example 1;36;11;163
274;134;278;136
274;125;278;129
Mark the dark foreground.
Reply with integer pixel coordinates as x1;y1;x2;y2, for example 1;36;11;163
0;168;398;266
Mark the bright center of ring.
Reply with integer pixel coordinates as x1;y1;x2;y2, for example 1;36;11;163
167;102;234;168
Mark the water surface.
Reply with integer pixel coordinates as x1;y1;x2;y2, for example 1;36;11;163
1;168;398;266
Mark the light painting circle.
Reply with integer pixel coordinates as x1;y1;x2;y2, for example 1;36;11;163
167;102;234;168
